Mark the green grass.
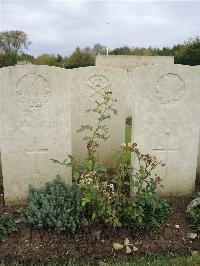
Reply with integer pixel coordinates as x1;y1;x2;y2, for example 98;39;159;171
109;255;200;266
3;255;200;266
125;123;132;164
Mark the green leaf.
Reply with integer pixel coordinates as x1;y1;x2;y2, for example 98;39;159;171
73;171;80;182
92;212;97;220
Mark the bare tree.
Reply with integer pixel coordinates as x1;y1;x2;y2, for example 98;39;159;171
0;30;31;53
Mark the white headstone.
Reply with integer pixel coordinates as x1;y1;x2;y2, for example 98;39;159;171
131;65;200;196
1;65;72;205
96;55;174;70
71;67;129;168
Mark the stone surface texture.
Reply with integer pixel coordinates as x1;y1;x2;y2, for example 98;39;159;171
71;66;129;168
0;59;200;203
1;65;72;205
96;55;174;70
131;64;200;196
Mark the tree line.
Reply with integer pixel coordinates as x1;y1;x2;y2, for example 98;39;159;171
0;30;199;68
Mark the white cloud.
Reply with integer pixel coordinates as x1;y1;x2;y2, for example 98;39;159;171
1;0;200;56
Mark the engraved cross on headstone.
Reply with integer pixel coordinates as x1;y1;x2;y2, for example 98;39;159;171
25;137;48;175
152;132;180;177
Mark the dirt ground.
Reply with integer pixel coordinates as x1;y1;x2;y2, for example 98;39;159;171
0;186;199;265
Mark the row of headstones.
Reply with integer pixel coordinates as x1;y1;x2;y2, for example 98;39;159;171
0;63;200;205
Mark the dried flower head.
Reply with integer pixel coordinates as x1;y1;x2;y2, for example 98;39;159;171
132;143;137;148
120;143;126;148
155;175;162;182
127;143;133;149
160;161;166;167
127;142;137;150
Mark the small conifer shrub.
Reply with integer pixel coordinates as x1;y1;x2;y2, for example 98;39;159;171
0;215;18;242
23;177;83;233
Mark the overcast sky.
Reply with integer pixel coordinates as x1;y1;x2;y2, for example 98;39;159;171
1;0;200;56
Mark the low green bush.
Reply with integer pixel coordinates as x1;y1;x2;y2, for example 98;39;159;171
187;192;200;232
122;193;172;230
0;215;18;242
52;84;172;231
79;170;123;227
23;177;83;233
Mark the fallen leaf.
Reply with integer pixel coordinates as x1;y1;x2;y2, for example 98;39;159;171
124;237;130;246
132;245;139;252
126;246;131;254
186;232;197;240
113;243;124;250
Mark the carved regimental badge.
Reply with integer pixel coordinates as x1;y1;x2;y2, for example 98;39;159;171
155;73;185;106
86;75;111;91
16;73;51;108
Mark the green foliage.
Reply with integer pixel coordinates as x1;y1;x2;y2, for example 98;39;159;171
64;47;94;69
112;144;171;229
1;35;199;68
79;170;122;227
117;143;165;196
125;122;132;164
51;83;171;230
4;255;200;265
34;53;60;66
64;44;106;69
52;157;119;227
111;46;132;55
122;193;172;230
113;237;138;253
0;30;31;53
56;53;63;63
0;215;18;242
17;53;34;63
0;51;34;67
23;177;83;233
72;82;121;227
3;51;18;66
78;85;117;169
77;141;170;230
1;34;199;68
51;155;86;183
92;43;107;56
174;37;200;66
110;36;200;66
187;192;200;232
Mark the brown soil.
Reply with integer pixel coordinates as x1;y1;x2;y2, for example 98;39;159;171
0;186;199;265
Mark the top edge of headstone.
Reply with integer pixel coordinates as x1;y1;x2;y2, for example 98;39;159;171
96;55;175;59
0;64;68;72
95;55;175;70
129;63;200;72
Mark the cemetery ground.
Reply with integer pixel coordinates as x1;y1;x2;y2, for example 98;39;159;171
0;123;199;265
0;63;200;265
0;186;200;265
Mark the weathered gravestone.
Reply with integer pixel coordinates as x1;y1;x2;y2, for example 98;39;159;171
96;55;175;128
96;55;174;70
0;65;72;205
131;64;200;196
0;153;2;186
71;67;129;168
